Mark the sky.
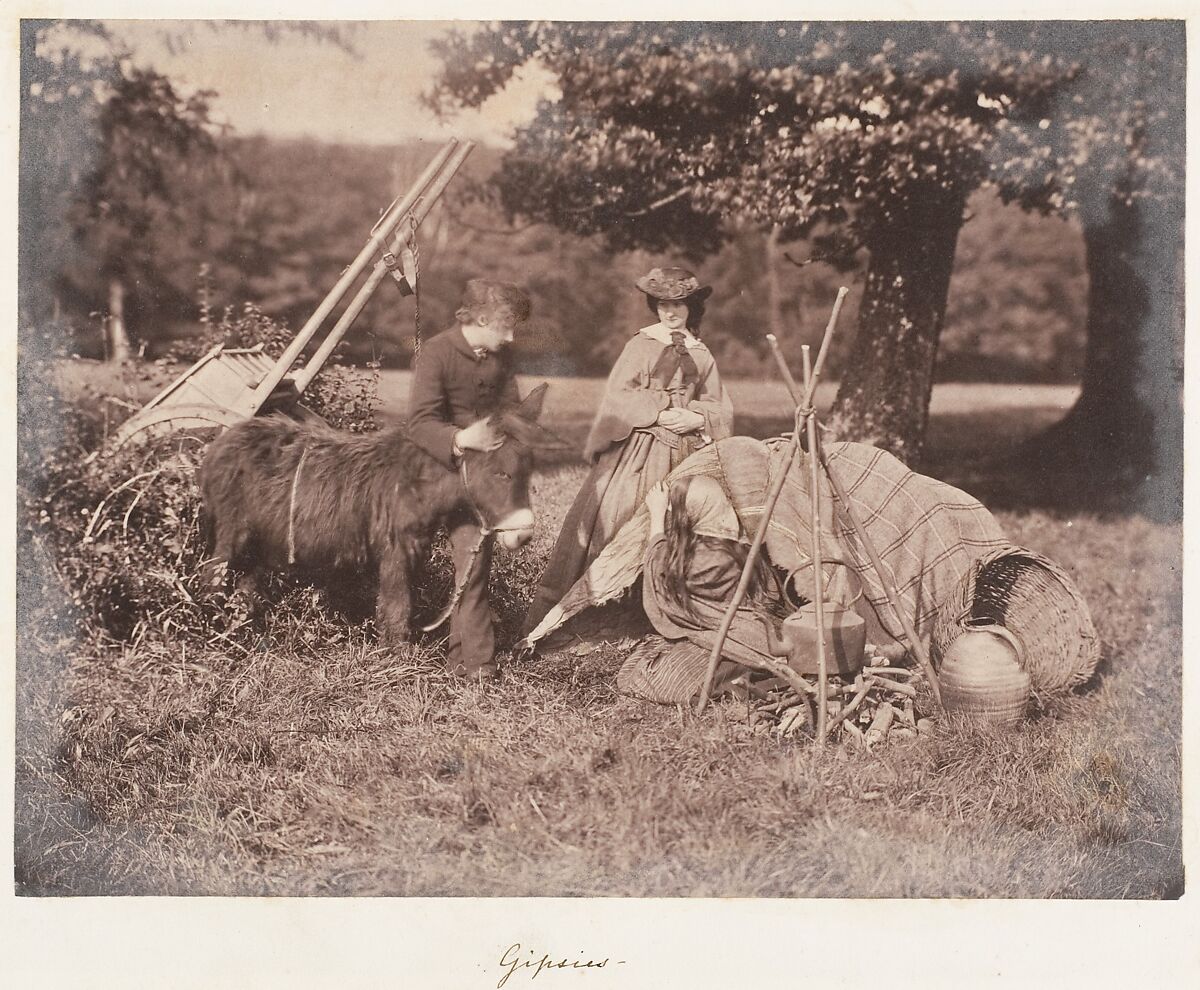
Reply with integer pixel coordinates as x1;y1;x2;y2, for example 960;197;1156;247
86;20;555;147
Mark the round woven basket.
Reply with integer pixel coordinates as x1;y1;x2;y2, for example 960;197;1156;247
930;545;1101;695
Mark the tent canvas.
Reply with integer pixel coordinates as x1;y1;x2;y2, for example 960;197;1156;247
521;436;1011;654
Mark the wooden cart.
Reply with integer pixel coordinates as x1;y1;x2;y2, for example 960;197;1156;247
110;138;474;449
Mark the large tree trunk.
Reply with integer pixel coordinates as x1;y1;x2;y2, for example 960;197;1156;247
1025;184;1184;516
827;195;965;466
105;276;132;364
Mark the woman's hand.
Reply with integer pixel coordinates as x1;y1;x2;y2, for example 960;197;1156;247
644;481;670;533
657;408;705;435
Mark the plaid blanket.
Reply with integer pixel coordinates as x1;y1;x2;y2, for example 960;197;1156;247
522;437;1009;651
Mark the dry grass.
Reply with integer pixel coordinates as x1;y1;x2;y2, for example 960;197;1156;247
14;382;1182;899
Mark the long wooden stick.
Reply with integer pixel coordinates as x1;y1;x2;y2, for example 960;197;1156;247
802;345;828;747
694;433;800;714
241;138;460;416
765;321;945;710
765;286;847;414
694;289;847;715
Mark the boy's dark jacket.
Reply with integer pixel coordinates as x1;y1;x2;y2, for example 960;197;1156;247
407;326;520;470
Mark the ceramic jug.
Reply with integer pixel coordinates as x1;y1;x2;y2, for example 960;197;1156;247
939;617;1031;723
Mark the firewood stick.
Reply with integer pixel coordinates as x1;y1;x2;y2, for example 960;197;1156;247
778;708;806;736
864;666;917;678
865;673;919;696
737;655;818;732
868;679;918;699
866;701;896;744
734;652;818;698
828;679;872;730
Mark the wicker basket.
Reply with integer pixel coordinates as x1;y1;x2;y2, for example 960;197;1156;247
930;545;1101;695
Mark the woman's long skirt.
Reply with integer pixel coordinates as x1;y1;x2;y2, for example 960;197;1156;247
523;430;692;636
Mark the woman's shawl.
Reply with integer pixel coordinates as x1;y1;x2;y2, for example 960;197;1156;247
642;533;779;667
521;436;1009;650
583;331;733;461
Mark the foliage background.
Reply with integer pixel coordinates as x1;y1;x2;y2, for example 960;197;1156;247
30;135;1087;383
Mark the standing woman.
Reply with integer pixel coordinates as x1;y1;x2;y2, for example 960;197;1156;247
523;267;733;635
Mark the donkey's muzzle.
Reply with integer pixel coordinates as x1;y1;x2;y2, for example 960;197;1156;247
496;508;535;550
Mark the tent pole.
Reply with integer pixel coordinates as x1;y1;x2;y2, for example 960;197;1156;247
764;321;944;711
240;138;460;417
694;289;847;715
694;432;800;715
801;345;829;746
813;435;945;710
291;141;476;394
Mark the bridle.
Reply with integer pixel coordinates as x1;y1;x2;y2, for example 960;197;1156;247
456;454;492;537
418;447;529;633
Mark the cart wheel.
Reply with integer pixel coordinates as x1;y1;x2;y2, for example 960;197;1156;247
109;403;250;451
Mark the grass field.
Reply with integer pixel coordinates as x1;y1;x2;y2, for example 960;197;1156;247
16;368;1182;898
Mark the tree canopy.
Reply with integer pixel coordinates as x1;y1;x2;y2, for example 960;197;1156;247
428;21;1074;461
429;23;1067;249
19;20;358;358
21;21;223;356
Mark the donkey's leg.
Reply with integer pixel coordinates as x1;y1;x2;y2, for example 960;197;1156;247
377;548;413;645
199;516;237;592
219;527;261;624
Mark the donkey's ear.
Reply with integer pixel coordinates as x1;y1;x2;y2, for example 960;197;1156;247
497;411;575;455
515;382;550;423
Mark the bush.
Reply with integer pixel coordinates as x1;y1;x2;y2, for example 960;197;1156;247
167;301;382;433
20;303;384;647
23;416;239;645
19;305;540;656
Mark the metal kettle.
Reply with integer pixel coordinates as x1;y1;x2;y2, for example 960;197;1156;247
760;602;867;678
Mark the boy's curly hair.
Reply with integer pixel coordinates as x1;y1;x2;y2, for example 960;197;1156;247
455;279;532;325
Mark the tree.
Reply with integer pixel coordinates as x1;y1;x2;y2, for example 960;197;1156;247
21;21;220;360
18;21;111;338
20;20;359;361
427;21;1068;463
72;65;220;360
992;22;1184;510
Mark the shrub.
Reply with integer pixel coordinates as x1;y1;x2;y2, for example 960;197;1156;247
20;303;383;646
19;305;540;657
166;301;381;433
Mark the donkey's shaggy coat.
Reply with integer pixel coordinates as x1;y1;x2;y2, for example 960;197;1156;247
199;408;540;642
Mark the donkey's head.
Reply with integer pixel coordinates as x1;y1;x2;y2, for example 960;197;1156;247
460;383;562;551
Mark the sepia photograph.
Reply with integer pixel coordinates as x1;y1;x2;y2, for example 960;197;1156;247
6;2;1194;984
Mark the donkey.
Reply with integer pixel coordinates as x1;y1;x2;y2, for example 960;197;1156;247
198;384;551;642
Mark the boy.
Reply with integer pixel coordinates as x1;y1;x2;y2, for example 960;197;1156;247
408;279;532;682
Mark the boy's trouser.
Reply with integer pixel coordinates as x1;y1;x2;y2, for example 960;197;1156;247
446;508;496;676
